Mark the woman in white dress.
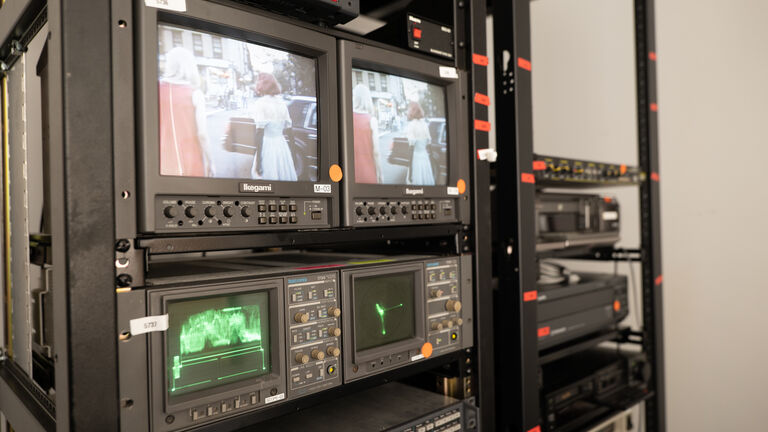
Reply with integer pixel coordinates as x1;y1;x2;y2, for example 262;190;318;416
250;72;297;181
405;101;435;185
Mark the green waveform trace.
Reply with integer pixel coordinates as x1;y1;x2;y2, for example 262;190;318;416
178;305;264;356
375;302;404;336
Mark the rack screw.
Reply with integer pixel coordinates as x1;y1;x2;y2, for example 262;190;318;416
115;239;131;253
116;274;133;287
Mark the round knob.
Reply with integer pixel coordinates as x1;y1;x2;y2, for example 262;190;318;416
431;322;443;331
431;288;445;298
294;312;310;323
327;307;341;318
401;206;408;214
356;206;364;216
184;206;197;218
295;353;309;364
367;207;376;215
163;206;178;218
379;206;387;215
391;206;398;214
445;300;462;312
442;319;454;328
241;206;252;218
223;206;235;218
328;327;341;337
204;206;217;218
456;318;464;326
311;349;325;360
326;346;341;357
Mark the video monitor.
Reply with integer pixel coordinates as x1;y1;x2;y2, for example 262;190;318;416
166;291;270;400
137;2;339;233
157;24;318;183
353;273;417;351
339;40;470;228
350;68;448;186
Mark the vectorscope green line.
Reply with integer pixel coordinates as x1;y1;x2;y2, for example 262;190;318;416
375;302;404;335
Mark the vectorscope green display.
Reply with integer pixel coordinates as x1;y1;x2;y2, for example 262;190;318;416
166;291;270;399
353;273;416;352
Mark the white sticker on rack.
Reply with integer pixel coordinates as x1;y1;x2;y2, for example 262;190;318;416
438;66;459;79
265;393;285;404
410;354;425;362
314;184;332;194
447;186;459;196
130;314;169;336
145;0;187;12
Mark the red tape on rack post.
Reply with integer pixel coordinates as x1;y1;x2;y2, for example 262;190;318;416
474;93;490;106
521;173;535;184
650;103;658;112
474;119;491;132
528;427;542;432
472;53;489;66
649;51;657;61
523;291;537;301
651;172;660;182
518;57;532;71
655;275;663;286
533;161;546;171
537;327;550;338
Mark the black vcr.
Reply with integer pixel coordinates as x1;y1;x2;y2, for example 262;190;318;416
537;273;628;350
542;348;652;432
535;193;620;253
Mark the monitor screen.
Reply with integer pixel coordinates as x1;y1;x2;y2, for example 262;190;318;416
166;291;271;400
157;24;318;182
353;273;416;352
351;68;448;186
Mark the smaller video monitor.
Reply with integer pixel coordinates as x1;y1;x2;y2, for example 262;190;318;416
339;40;471;228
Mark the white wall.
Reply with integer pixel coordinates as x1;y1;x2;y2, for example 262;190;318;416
656;1;768;430
528;0;768;430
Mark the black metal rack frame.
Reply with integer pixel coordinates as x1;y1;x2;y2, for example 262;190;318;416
0;0;496;431
491;0;664;431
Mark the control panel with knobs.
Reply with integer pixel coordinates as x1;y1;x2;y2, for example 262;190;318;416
425;256;473;358
285;273;342;398
153;196;329;232
349;198;458;227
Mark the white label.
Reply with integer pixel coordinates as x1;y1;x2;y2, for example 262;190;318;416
410;354;425;362
477;148;498;162
438;66;458;79
129;315;169;336
265;393;285;404
144;0;187;12
408;15;422;23
313;184;332;194
602;211;619;221
447;186;459;196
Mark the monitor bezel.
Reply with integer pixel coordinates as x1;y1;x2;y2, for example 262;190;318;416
147;279;286;429
338;40;470;218
137;1;339;233
341;263;427;368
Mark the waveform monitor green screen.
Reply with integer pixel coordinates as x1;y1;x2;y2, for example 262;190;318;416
353;273;416;352
166;291;270;399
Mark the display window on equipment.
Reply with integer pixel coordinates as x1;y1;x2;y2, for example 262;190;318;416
157;24;319;182
353;272;417;352
165;292;271;401
351;68;448;186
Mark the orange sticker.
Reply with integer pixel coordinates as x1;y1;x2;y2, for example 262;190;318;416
474;119;491;132
537;327;550;338
613;300;621;312
523;290;537;302
533;161;546;171
517;57;532;71
655;274;663;286
650;103;658;112
651;172;660;182
472;53;489;66
521;173;535;184
649;51;657;61
421;342;433;358
457;179;466;194
474;92;490;106
329;164;343;182
604;197;613;203
620;164;627;175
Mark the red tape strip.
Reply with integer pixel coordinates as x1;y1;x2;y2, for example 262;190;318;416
650;102;658;112
537;327;550;338
521;173;535;184
655;275;663;286
523;290;537;302
518;57;532;71
474;119;491;132
472;53;489;66
651;172;660;182
533;160;546;171
649;51;657;61
474;92;490;106
528;427;542;432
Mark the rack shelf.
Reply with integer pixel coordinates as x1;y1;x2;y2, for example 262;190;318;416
533;154;645;188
